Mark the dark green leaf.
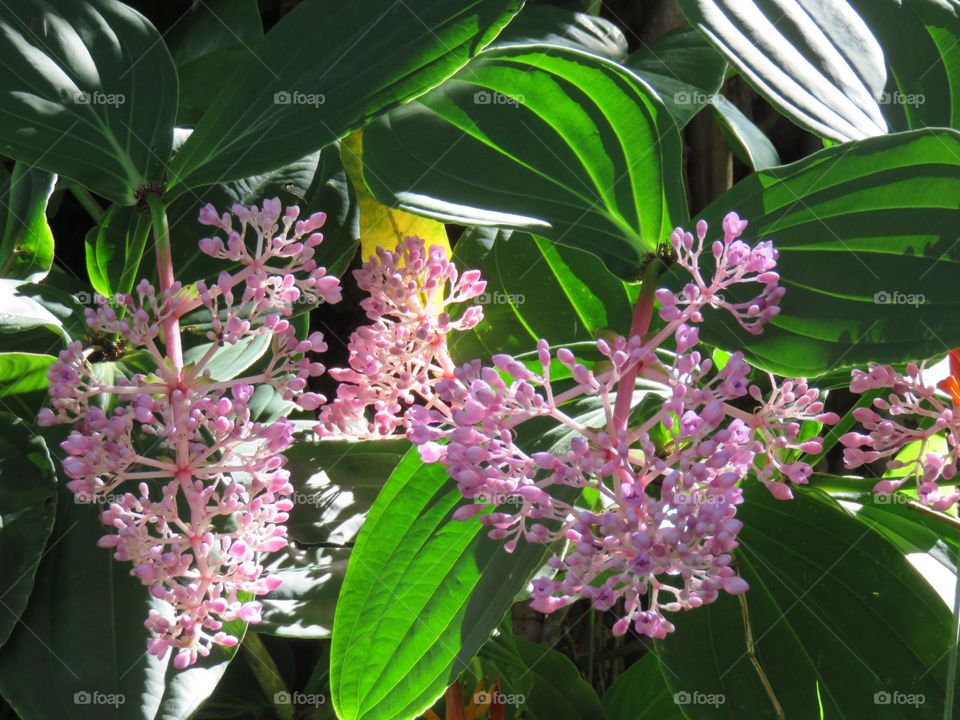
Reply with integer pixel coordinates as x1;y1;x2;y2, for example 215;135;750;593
711;95;780;170
364;45;687;280
167;0;264;126
677;0;888;141
656;483;957;717
848;0;960;131
0;465;240;719
483;635;607;720
450;228;635;363
0;0;178;203
602;653;684;719
167;0;523;193
685;128;960;376
491;4;628;59
626;27;727;128
0;415;57;648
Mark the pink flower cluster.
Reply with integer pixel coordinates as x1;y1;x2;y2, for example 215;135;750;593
317;236;485;438
841;355;960;511
408;214;836;637
40;199;340;668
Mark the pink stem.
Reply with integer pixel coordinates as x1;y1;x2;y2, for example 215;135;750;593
612;268;659;428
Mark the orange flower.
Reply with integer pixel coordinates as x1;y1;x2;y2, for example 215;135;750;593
937;349;960;407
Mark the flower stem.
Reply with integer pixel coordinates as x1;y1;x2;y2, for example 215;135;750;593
146;193;183;371
612;259;662;427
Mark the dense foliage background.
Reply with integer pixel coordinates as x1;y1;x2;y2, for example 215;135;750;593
0;0;958;718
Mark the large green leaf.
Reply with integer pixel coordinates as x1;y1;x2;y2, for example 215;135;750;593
0;0;177;203
166;0;523;193
450;227;635;363
684;128;960;377
490;3;628;59
678;0;888;141
0;467;242;719
0;416;57;649
0;164;56;282
166;0;263;126
363;45;687;280
602;653;684;720
330;448;552;720
626;27;727;128
656;483;957;718
848;0;960;131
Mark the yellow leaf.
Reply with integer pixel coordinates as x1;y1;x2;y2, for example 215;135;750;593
341;130;450;260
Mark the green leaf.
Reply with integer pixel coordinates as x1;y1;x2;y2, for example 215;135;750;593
167;0;523;193
0;465;241;719
483;635;607;720
364;45;687;280
0;279;64;336
166;0;264;126
182;333;271;383
330;448;551;720
0;415;57;649
847;0;960;131
450;227;635;363
0;352;55;398
285;438;408;546
656;483;957;717
626;27;727;127
85;204;151;299
258;545;348;640
602;653;684;719
677;0;888;141
168;143;358;285
0;164;56;282
491;3;628;59
711;95;781;170
0;0;178;203
685;128;960;377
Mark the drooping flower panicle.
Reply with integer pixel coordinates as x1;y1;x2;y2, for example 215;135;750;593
40;198;340;668
408;213;836;638
317;236;485;438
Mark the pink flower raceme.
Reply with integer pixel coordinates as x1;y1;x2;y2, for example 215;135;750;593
39;199;340;669
317;236;485;438
409;213;837;638
841;355;960;511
